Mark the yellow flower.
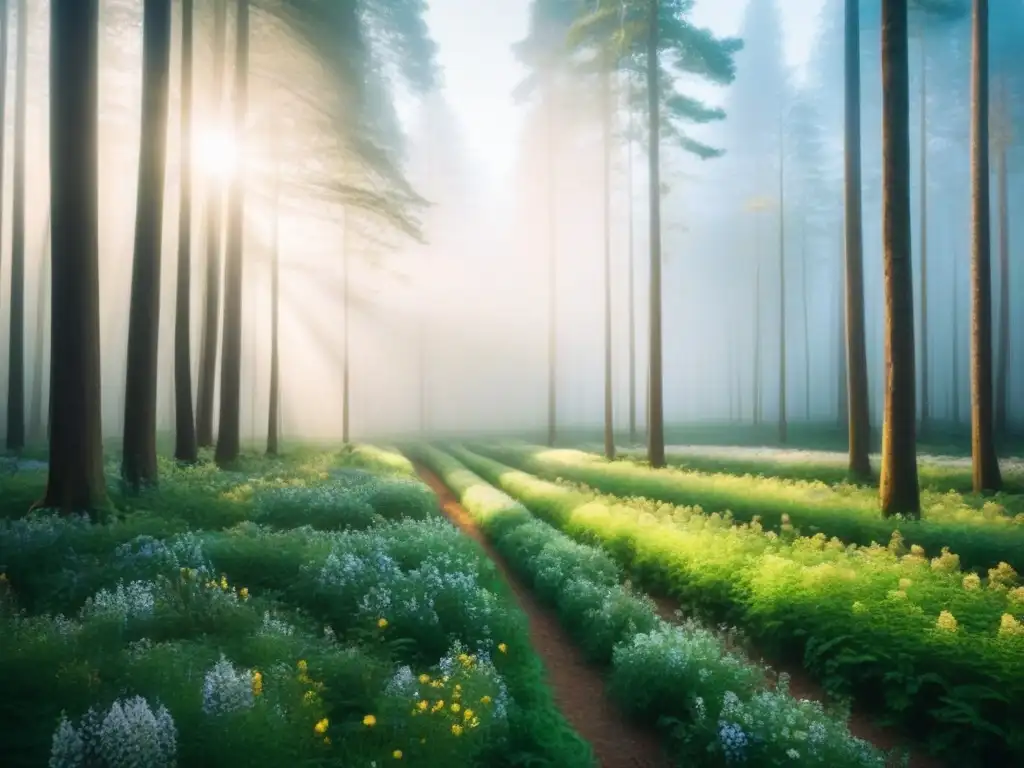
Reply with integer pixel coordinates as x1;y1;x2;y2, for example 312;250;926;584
898;578;912;590
418;673;430;684
963;573;981;591
451;724;463;736
497;643;507;654
239;587;249;601
314;718;329;734
999;613;1024;636
480;696;491;705
450;703;461;713
463;708;474;720
417;700;428;711
469;717;480;728
378;618;388;629
251;671;263;696
393;750;403;760
362;714;377;727
297;660;308;673
936;610;959;632
303;690;319;705
220;575;229;590
431;700;444;712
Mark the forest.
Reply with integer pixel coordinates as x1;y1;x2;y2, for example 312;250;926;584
1;0;1023;766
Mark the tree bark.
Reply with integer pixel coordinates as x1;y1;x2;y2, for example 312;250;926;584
195;0;228;447
546;85;558;448
918;34;930;434
602;65;615;460
174;0;197;463
968;0;1000;491
29;215;50;443
6;0;27;451
626;73;636;445
214;0;249;467
844;0;872;478
645;0;665;467
41;0;106;513
122;0;172;490
994;74;1010;437
879;0;921;517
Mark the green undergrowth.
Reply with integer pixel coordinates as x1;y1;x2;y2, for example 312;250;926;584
410;444;889;768
0;445;590;768
482;444;1024;575
453;444;1024;767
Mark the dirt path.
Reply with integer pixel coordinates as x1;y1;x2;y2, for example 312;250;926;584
415;464;669;768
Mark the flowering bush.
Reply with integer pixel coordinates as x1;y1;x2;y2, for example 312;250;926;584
49;696;177;768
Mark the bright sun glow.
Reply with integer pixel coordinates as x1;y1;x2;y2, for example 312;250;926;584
196;126;238;180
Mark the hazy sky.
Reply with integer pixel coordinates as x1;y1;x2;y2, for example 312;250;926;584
423;0;826;185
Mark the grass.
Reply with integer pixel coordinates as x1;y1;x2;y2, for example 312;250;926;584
479;443;1024;575
411;444;889;768
450;444;1024;767
0;445;591;768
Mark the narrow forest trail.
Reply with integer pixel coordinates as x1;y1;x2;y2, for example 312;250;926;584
414;463;670;768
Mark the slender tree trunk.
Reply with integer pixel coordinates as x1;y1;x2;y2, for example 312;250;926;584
214;0;249;467
266;146;280;455
778;112;787;444
801;218;810;421
995;74;1010;437
645;0;665;467
174;0;197;463
952;253;960;424
968;0;1000;491
879;0;920;517
626;74;636;445
844;0;872;478
342;206;351;443
918;35;930;434
546;86;558;447
753;259;761;425
29;215;50;443
195;0;227;447
0;0;7;323
601;65;615;459
41;0;106;512
6;0;27;451
837;237;848;428
122;0;172;490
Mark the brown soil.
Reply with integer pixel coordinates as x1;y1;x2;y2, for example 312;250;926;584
415;464;670;768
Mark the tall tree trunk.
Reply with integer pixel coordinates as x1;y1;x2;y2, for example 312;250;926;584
837;238;848;428
0;1;7;318
267;145;280;455
968;0;1001;491
777;113;787;444
546;86;558;447
879;0;920;517
214;0;249;467
645;0;665;467
626;73;636;445
195;0;228;447
918;35;930;434
801;218;810;421
341;206;351;443
6;0;27;451
952;253;960;424
994;74;1010;437
122;0;172;490
29;214;50;443
602;65;615;460
753;259;761;425
41;0;106;512
174;0;197;463
843;0;872;478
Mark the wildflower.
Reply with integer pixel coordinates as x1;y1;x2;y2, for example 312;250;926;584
936;610;958;632
432;700;444;712
393;750;403;759
898;578;912;590
239;587;249;601
418;674;430;684
786;748;801;759
314;718;329;735
998;613;1024;637
378;618;388;629
469;717;480;728
450;703;461;713
251;671;263;697
497;643;507;654
963;573;981;591
220;575;229;590
463;708;474;720
417;700;428;711
297;660;308;674
480;696;491;705
451;724;463;736
362;714;376;727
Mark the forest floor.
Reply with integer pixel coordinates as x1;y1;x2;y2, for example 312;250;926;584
418;462;942;768
416;463;670;768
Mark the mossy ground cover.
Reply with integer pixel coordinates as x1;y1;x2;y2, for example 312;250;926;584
480;444;1024;574
452;444;1024;766
0;445;590;768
